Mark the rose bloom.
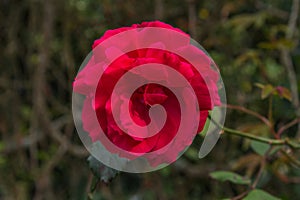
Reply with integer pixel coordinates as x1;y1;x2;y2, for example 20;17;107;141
73;21;220;166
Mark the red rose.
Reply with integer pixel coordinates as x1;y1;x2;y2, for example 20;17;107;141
73;21;221;169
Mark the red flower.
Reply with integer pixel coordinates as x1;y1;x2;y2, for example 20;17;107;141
73;21;220;168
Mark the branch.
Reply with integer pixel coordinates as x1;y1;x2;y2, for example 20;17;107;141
232;149;270;200
256;1;289;19
251;149;269;189
154;0;164;20
280;0;300;137
40;113;88;157
209;115;300;149
280;149;300;168
286;0;300;40
0;115;87;157
186;0;197;39
277;118;300;137
224;104;275;134
1;133;44;153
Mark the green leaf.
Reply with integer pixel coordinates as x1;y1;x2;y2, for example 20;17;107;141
255;83;276;99
261;84;274;99
264;58;284;81
254;83;264;89
269;146;282;156
250;140;270;156
210;171;251;185
243;189;281;200
87;155;119;184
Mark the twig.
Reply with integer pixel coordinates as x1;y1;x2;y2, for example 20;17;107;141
34;145;67;200
29;0;55;170
280;0;300;137
224;104;275;135
154;0;164;20
209;115;300;149
251;149;269;189
280;149;300;168
231;190;249;200
186;0;197;39
1;133;44;153
286;0;300;40
39;113;88;157
222;126;280;144
277;118;300;137
232;146;270;200
0;115;79;154
275;170;300;184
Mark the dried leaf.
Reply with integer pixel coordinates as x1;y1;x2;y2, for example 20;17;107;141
276;86;292;101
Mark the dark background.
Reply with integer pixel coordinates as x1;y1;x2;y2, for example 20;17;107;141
0;0;299;199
